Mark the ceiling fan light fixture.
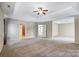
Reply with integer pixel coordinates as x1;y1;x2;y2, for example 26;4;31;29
33;7;48;15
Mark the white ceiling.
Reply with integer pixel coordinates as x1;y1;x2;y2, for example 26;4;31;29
0;2;79;22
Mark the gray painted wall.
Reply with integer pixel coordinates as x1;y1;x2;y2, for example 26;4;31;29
58;23;74;37
5;19;19;43
52;22;58;36
5;19;36;45
75;16;79;44
5;19;52;45
0;9;4;52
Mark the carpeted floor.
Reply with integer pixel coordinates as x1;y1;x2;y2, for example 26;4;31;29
0;45;20;57
0;40;79;57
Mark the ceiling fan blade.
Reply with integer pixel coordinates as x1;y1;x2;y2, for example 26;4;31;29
37;13;40;15
42;12;46;15
43;10;48;12
33;11;38;12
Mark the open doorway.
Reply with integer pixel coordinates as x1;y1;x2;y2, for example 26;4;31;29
38;24;47;38
19;22;26;40
52;17;75;43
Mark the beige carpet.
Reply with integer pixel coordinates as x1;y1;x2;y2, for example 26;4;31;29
0;45;20;57
0;40;79;57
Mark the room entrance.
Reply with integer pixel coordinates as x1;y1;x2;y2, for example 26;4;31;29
38;24;47;38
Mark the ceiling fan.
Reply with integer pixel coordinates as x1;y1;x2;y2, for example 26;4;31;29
33;7;48;15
